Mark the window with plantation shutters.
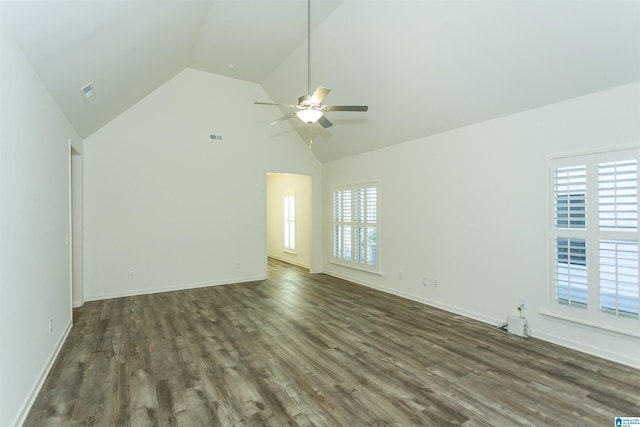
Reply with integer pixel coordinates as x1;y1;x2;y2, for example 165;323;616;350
553;165;588;308
333;188;352;261
549;149;640;333
554;165;586;229
599;240;639;319
333;183;378;270
599;160;638;231
598;160;639;319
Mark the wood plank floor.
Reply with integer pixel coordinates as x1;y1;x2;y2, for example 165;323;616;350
26;258;640;426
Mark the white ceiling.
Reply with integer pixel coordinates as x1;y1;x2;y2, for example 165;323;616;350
2;0;639;162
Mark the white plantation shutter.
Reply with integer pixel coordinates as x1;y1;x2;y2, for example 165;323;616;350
333;183;378;270
554;237;588;308
599;240;639;318
333;190;342;259
597;160;639;320
365;186;377;265
554;165;587;230
553;165;588;307
599;160;638;231
333;189;352;260
549;149;640;330
354;188;365;263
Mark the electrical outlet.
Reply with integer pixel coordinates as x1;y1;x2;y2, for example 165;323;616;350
48;318;53;333
433;278;439;288
235;261;240;269
519;297;528;309
399;271;404;280
422;276;428;286
128;271;135;279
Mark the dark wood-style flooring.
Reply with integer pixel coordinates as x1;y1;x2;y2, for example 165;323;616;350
25;258;640;426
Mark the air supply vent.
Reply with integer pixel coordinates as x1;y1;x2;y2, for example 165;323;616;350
80;83;93;99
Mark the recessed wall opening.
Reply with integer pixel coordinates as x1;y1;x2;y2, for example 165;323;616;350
266;173;312;271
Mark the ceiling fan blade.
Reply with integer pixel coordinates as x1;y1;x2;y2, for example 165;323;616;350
318;115;333;128
324;105;369;112
268;113;297;125
255;101;296;108
309;86;331;104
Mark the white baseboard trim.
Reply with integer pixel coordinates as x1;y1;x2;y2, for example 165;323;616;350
323;270;502;327
534;323;640;369
268;255;310;271
12;319;73;427
84;275;267;302
322;270;640;369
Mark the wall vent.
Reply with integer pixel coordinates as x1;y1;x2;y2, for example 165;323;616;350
80;83;93;99
209;134;223;141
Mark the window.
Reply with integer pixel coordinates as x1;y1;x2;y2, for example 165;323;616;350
333;183;378;270
553;165;588;309
284;194;295;251
549;149;640;332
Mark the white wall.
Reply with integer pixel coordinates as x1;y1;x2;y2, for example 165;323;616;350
83;68;322;300
0;30;81;426
323;82;640;368
267;173;313;269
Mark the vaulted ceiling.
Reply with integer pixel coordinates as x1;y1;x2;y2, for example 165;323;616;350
2;0;639;162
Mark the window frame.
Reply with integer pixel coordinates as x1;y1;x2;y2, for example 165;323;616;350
547;147;640;335
284;193;296;252
332;182;380;274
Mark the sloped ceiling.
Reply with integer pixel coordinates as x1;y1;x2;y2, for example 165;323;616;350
2;0;639;162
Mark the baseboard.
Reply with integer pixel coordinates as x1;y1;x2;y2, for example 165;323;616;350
84;274;267;302
11;319;73;427
323;270;640;370
323;270;502;327
268;255;310;271
534;328;640;369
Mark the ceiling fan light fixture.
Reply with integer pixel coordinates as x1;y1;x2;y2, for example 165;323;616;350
254;0;367;136
296;109;323;124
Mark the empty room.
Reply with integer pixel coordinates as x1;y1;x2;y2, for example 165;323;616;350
1;0;639;425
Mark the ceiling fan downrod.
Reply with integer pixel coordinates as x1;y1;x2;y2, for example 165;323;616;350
307;0;312;97
253;0;368;133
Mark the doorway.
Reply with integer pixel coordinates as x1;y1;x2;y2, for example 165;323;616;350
70;149;83;307
266;173;312;270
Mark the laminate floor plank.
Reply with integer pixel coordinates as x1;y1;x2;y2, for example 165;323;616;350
24;258;640;426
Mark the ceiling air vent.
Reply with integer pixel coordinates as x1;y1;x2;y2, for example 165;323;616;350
80;83;93;99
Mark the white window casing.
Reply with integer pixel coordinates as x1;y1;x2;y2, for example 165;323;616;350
548;147;640;335
333;182;379;273
284;194;295;251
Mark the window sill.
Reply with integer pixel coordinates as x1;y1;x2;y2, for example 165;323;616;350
540;310;640;338
283;250;297;255
330;260;382;276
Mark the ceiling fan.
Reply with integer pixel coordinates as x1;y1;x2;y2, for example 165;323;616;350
254;0;368;145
